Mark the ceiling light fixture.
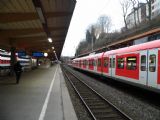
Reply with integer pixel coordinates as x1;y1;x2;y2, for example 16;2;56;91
52;47;54;49
44;53;48;57
48;38;52;43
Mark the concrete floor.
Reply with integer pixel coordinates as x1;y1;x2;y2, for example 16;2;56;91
0;64;77;120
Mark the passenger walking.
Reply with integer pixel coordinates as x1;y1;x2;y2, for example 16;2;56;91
14;61;22;84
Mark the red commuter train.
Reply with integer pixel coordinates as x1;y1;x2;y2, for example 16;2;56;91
0;51;37;76
70;40;160;93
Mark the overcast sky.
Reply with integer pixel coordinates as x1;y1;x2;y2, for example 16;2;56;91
61;0;145;57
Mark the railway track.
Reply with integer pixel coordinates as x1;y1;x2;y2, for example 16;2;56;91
61;66;132;120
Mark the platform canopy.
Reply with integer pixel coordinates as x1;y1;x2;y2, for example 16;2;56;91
0;0;76;59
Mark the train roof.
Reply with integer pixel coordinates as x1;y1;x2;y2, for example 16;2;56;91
73;39;160;60
104;39;160;55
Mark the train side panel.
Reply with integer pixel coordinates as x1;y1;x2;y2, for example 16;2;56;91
115;53;139;80
71;40;160;92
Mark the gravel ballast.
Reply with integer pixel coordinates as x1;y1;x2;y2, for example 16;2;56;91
64;66;160;120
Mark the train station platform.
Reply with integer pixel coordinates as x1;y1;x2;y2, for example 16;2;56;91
0;64;77;120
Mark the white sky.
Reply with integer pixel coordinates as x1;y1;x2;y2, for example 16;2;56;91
61;0;145;57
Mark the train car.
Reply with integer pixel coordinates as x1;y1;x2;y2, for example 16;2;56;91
0;51;38;76
0;51;11;76
17;56;32;71
17;56;38;71
71;39;160;93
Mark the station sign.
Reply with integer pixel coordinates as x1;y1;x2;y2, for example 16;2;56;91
32;52;44;57
17;51;26;57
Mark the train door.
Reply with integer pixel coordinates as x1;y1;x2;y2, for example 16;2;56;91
139;50;148;84
86;59;89;70
93;58;96;72
109;55;113;76
147;49;158;88
111;55;116;77
97;58;102;73
102;57;109;74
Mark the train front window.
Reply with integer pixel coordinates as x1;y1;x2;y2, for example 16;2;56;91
149;54;156;72
117;58;124;69
127;57;137;70
141;55;146;71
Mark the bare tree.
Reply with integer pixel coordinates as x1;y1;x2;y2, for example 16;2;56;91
86;30;92;44
76;15;112;54
75;40;88;55
136;0;140;24
145;0;152;21
97;15;112;33
130;0;137;27
120;0;131;30
87;25;97;51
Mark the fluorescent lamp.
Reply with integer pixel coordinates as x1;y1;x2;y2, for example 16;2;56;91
48;38;52;43
44;53;48;57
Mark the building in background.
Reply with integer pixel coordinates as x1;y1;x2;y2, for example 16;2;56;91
126;1;160;29
151;0;160;18
126;3;147;29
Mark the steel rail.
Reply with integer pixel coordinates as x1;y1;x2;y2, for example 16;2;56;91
61;65;132;120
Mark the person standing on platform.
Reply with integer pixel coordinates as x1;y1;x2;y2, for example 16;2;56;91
14;61;22;84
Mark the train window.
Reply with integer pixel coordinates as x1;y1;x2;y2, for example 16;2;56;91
127;57;137;70
91;60;94;66
98;59;101;67
85;60;88;66
77;61;79;66
103;58;108;67
117;58;124;69
79;61;81;66
149;54;156;72
110;58;112;68
86;60;89;66
93;60;96;66
89;60;91;66
113;58;115;68
141;55;146;71
89;60;93;66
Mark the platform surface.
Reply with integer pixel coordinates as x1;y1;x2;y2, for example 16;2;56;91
0;64;77;120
